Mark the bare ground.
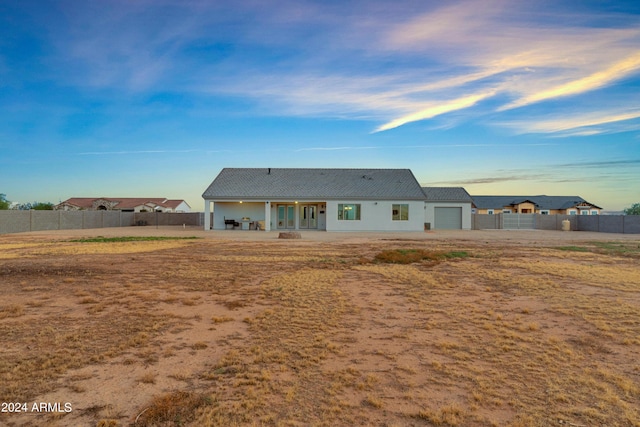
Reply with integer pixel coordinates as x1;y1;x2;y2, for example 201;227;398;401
1;227;639;426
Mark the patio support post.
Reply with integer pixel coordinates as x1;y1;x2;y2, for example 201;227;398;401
204;200;211;230
264;201;271;231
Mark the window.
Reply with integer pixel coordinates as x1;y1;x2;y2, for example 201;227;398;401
569;210;577;215
338;204;360;220
502;209;512;213
581;210;589;215
591;210;598;215
540;210;550;215
487;209;494;215
392;204;409;221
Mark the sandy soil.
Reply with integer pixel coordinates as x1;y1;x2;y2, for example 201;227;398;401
1;227;639;426
10;225;640;243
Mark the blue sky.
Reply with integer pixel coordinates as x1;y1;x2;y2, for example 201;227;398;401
1;0;639;211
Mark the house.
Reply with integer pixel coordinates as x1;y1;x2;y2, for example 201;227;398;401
54;197;191;213
202;168;429;231
422;187;473;230
471;195;602;215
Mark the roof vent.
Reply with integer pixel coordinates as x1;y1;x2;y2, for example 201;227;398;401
268;168;271;175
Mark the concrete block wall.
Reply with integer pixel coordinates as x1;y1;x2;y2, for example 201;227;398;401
133;212;202;226
472;213;502;229
60;211;84;229
30;210;60;231
472;213;639;233
537;215;577;231
623;216;640;233
0;211;203;234
0;211;31;234
576;215;600;232
2;210;639;234
577;215;640;234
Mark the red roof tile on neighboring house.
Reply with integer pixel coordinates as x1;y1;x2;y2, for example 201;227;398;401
55;198;190;211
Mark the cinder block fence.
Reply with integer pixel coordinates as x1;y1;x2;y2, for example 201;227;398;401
0;211;205;235
472;213;640;234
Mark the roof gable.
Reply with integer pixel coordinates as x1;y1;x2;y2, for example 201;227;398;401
203;168;426;200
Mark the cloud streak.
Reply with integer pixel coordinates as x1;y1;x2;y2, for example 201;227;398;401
501;52;640;110
373;90;496;132
496;108;640;135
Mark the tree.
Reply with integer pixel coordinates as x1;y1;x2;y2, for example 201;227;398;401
0;193;10;210
14;202;54;210
624;203;640;215
32;202;54;210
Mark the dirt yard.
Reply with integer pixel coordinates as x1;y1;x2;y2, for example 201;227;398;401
1;227;639;426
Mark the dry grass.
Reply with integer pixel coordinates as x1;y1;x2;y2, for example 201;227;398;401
133;391;211;427
374;248;468;264
0;234;639;426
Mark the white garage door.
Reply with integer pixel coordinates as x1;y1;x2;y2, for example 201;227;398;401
434;207;462;229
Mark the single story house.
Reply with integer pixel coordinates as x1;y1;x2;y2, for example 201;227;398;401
471;195;602;215
422;187;473;230
55;197;191;213
202;168;431;232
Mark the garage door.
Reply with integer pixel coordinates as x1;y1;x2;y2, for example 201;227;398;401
434;207;462;229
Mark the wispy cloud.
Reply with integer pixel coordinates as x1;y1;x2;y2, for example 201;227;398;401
427;156;640;189
500;52;640;110
296;142;557;152
426;175;547;186
553;159;640;168
496;108;640;135
373;90;496;132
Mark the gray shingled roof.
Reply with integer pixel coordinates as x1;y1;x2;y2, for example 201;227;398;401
471;195;602;210
422;187;473;202
202;168;426;200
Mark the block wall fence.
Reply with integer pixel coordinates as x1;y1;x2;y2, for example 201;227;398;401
1;211;638;234
0;211;205;235
471;213;640;234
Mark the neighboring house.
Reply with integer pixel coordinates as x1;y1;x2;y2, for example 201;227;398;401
55;197;191;213
423;187;473;230
471;195;602;215
202;168;429;231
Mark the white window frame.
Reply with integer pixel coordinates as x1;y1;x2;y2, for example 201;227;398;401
392;204;409;221
487;209;494;215
338;204;361;221
591;210;599;215
502;209;512;213
540;210;550;215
